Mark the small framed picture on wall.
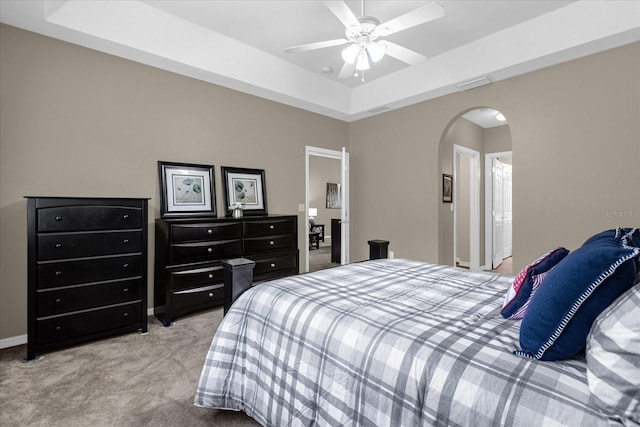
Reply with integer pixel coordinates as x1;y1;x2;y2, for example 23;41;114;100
442;174;453;203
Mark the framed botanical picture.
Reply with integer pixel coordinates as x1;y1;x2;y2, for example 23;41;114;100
222;166;267;216
158;161;216;218
442;173;453;203
326;183;341;209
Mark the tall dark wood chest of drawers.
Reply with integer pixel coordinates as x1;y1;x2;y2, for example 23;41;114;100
154;215;298;326
25;197;149;361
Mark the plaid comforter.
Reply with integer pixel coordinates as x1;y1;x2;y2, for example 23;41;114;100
194;259;621;426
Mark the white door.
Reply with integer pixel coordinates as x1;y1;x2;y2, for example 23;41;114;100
492;159;505;268
502;163;513;258
341;147;350;265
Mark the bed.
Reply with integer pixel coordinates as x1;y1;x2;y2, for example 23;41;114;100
194;243;639;426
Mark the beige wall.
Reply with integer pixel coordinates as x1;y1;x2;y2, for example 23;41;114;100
0;25;348;340
309;156;341;234
349;41;640;270
1;23;639;342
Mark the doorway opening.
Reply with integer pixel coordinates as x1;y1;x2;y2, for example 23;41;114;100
305;146;350;273
438;107;512;274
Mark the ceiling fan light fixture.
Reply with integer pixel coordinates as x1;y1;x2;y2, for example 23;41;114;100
341;43;359;64
355;48;370;71
367;42;385;63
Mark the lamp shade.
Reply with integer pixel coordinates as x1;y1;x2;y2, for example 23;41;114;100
308;208;318;217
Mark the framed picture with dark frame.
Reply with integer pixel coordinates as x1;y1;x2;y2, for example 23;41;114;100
158;161;216;218
442;173;453;203
222;166;267;217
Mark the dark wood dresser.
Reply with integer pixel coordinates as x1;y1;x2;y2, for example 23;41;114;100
25;197;149;361
154;215;298;326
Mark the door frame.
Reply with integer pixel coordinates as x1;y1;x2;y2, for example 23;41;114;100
484;151;513;270
305;146;350;272
453;144;480;271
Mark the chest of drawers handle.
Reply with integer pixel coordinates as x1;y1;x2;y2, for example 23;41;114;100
55;271;62;276
208;292;214;297
55;243;62;248
123;263;129;269
269;241;274;245
55;216;63;221
123;239;129;244
207;229;213;234
207;247;213;253
123;214;129;220
56;298;61;303
269;225;275;230
123;288;129;293
208;273;214;279
270;263;276;268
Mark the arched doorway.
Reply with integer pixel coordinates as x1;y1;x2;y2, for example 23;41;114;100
438;107;512;273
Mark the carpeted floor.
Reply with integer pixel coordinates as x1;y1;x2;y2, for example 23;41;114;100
0;308;260;427
309;238;339;272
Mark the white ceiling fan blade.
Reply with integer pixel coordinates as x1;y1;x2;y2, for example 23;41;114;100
338;62;355;79
285;38;349;54
323;0;361;31
380;41;426;65
373;2;444;37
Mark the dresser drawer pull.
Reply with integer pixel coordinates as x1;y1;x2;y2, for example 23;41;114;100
123;239;129;244
270;263;276;268
123;263;129;269
269;241;275;245
207;229;213;234
208;273;214;279
55;326;61;331
55;271;62;276
123;312;129;317
269;225;275;230
55;243;62;249
123;214;129;220
207;248;213;253
208;292;214;297
55;216;63;221
55;298;61;303
123;288;129;293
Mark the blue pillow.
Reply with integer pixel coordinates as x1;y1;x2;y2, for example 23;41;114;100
500;247;569;319
516;229;640;361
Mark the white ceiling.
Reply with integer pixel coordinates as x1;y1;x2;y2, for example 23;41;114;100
1;1;639;123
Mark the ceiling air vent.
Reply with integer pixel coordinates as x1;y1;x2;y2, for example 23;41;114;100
455;75;494;91
368;106;391;115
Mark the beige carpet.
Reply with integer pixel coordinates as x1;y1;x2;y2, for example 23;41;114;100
0;308;259;427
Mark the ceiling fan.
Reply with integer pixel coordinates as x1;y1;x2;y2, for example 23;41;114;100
285;0;445;81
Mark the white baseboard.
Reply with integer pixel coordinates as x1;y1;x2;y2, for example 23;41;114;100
0;308;156;350
0;334;27;349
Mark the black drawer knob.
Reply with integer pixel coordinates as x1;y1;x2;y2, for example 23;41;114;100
269;225;275;230
207;229;213;234
208;292;214;297
55;326;61;331
123;263;129;269
207;248;213;253
55;243;62;248
123;288;129;293
123;312;129;317
270;263;276;268
55;216;63;221
123;214;129;220
208;273;214;279
55;298;61;303
123;239;129;244
55;271;62;276
269;241;275;245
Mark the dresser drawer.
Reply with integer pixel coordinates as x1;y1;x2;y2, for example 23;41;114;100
172;284;224;312
37;278;141;317
251;253;298;276
244;234;295;253
171;222;241;243
37;254;142;289
243;218;296;237
38;230;142;260
38;206;142;232
171;239;241;264
36;302;141;346
170;264;224;291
